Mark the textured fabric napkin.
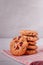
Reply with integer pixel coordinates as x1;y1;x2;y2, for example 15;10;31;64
1;48;43;65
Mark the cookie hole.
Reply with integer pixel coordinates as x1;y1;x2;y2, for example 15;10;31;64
19;42;23;46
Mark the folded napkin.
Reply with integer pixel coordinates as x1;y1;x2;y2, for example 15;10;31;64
1;48;43;65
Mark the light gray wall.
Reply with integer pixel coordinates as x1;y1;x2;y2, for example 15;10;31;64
0;0;43;38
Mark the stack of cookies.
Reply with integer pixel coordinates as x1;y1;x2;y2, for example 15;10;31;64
20;30;38;55
10;30;39;56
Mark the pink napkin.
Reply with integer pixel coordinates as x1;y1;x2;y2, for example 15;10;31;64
1;49;43;65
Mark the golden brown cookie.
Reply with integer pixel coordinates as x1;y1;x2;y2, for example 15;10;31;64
25;49;37;55
26;36;38;41
20;30;38;36
10;36;28;56
28;41;36;45
27;45;38;50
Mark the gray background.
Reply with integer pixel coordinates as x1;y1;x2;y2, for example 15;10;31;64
0;0;43;38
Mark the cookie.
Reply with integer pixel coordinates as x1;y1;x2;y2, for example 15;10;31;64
27;45;38;50
10;36;28;56
25;49;37;55
28;41;36;45
26;36;38;41
20;30;38;36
